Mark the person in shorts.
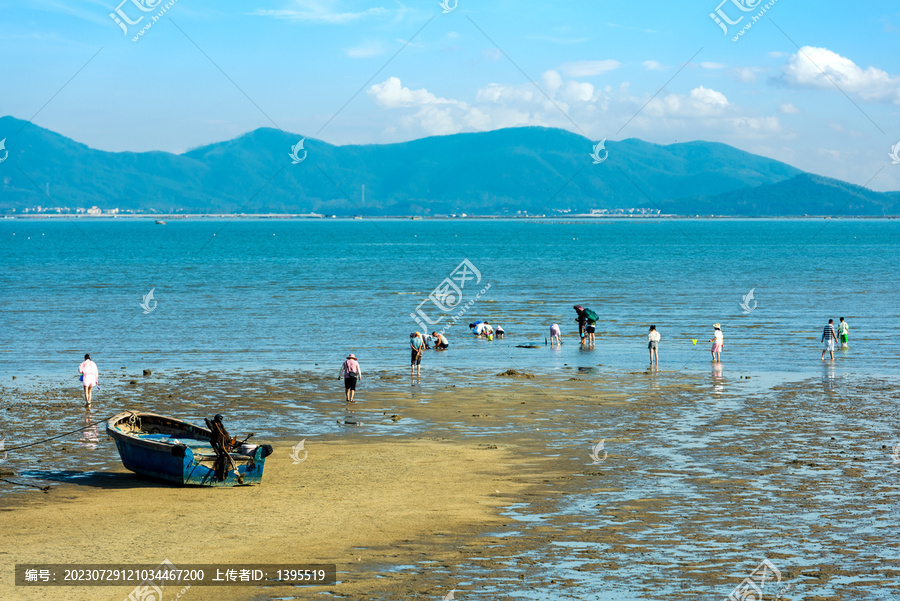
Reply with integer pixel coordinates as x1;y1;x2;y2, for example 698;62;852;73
837;317;849;348
647;325;660;367
822;319;838;361
585;320;596;346
410;332;424;375
431;332;449;350
339;353;362;403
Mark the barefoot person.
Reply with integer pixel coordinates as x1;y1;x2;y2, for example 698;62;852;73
648;325;660;367
838;317;849;349
822;319;838;361
338;353;362;403
410;332;424;376
709;323;723;363
431;332;449;350
78;353;99;406
550;323;562;347
574;306;588;345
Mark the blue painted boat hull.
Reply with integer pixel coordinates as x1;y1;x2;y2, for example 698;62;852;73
106;411;272;487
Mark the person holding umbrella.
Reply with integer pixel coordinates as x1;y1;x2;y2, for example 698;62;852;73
574;305;599;346
574;305;588;344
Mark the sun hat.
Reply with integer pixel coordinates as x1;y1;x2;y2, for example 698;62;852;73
713;323;721;329
347;354;356;359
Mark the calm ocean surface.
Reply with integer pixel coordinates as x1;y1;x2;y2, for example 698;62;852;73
1;217;898;382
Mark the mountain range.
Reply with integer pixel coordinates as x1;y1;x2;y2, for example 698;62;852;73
1;116;897;216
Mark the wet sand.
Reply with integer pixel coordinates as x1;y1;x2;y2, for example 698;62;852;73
1;366;899;600
1;437;543;601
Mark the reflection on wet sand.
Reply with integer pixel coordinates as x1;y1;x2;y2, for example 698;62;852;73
79;411;100;450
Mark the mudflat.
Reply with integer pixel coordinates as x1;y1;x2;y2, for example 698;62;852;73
1;367;898;600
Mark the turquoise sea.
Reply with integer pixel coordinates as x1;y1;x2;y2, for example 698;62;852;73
1;217;899;600
1;217;898;381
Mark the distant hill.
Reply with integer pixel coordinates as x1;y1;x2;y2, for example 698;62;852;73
666;173;900;216
0;116;896;215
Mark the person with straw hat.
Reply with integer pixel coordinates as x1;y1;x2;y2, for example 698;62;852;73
339;353;362;403
709;323;724;362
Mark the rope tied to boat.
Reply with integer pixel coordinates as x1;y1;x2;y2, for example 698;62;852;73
1;414;116;453
0;413;116;492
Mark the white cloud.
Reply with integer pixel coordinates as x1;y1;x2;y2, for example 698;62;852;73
780;46;900;104
692;87;728;108
482;48;503;62
780;102;801;114
253;1;387;23
476;83;535;105
558;60;621;77
367;77;463;109
542;70;563;95
643;60;665;71
562;80;596;103
701;62;727;70
366;75;784;147
646;86;729;118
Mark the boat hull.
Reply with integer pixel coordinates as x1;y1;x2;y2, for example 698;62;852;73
106;411;272;487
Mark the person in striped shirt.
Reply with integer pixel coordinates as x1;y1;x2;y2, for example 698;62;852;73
821;319;838;361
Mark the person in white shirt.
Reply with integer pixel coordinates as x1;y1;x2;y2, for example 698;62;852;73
431;332;449;350
647;325;661;367
709;323;724;363
78;353;99;406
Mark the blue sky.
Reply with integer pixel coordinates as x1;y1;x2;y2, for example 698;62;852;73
2;0;900;190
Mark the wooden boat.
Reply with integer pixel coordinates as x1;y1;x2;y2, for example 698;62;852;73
106;410;273;487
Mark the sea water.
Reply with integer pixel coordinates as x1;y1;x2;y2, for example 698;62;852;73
0;217;897;381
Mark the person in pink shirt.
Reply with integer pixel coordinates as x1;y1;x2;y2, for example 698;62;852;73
338;353;362;403
78;353;99;406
